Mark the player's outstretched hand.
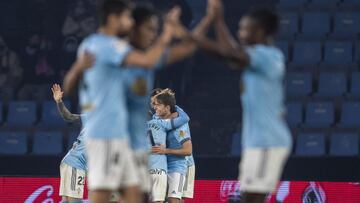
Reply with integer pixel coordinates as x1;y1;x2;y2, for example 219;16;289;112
151;145;166;154
75;50;95;71
51;83;63;103
166;6;182;25
161;6;182;44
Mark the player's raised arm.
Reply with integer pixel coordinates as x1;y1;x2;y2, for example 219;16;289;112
193;0;249;68
51;84;81;122
164;23;196;65
213;0;239;54
165;0;234;66
122;7;180;68
63;51;94;96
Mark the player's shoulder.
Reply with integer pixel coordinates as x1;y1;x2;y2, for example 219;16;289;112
252;44;284;59
175;123;190;133
83;33;124;45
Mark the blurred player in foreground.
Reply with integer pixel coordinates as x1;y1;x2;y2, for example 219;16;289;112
62;0;181;202
194;1;292;203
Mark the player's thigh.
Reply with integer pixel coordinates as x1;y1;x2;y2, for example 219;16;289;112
59;163;86;199
182;165;195;199
150;171;167;202
135;155;151;193
86;139;138;191
119;148;140;189
168;172;186;199
239;147;290;193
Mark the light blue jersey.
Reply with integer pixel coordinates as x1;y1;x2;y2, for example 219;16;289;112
241;45;292;149
62;115;88;171
148;119;167;171
62;128;87;171
78;33;132;139
124;49;169;151
167;123;191;176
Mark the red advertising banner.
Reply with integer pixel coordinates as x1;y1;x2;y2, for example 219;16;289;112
1;177;360;203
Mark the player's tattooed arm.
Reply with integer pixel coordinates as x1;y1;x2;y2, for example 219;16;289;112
152;140;192;156
123;7;180;68
51;84;81;122
57;102;81;122
63;51;94;96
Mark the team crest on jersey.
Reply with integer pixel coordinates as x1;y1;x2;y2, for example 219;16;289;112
179;130;186;137
131;77;147;96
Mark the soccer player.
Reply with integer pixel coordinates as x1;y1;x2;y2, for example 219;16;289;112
51;84;86;203
148;89;190;203
62;0;180;202
151;90;192;203
147;118;168;203
194;1;292;203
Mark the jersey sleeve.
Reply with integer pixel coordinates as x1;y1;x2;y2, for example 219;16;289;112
154;106;190;131
77;40;86;58
174;126;191;145
245;45;284;77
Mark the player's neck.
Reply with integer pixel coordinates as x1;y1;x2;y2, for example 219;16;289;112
163;112;172;119
98;27;118;36
256;37;272;45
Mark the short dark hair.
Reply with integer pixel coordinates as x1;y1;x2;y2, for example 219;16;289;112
245;8;279;36
155;89;176;113
98;0;132;26
132;3;157;27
